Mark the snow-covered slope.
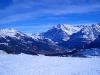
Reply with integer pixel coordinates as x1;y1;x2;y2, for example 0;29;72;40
0;54;100;75
80;24;100;41
54;24;82;35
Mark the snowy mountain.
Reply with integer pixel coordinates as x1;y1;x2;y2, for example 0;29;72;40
0;23;100;55
0;29;63;54
59;23;100;49
41;24;82;42
40;23;100;50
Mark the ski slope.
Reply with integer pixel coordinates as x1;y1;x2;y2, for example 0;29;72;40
0;54;100;75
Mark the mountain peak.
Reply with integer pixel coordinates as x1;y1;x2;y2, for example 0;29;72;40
0;28;17;33
0;28;25;39
53;24;71;29
42;24;83;42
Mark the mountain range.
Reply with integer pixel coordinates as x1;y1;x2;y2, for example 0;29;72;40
42;23;100;49
0;23;100;55
0;29;63;54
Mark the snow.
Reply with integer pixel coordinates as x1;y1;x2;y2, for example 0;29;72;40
0;54;100;75
0;43;8;46
42;24;83;42
26;33;42;40
0;50;8;54
42;23;100;42
79;48;100;56
0;29;17;38
0;29;25;40
54;24;82;35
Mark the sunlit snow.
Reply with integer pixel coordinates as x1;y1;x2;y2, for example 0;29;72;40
0;53;100;75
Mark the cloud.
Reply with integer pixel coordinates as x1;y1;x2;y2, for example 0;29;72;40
0;13;35;24
0;0;100;24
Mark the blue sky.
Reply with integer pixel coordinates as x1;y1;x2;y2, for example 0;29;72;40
0;0;100;33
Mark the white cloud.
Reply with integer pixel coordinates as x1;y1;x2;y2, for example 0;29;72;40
0;0;100;24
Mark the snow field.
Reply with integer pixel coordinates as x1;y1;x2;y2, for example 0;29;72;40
0;54;100;75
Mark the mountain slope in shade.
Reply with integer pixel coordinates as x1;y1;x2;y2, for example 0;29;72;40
87;34;100;48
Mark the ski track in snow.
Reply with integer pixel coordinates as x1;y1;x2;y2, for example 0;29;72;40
0;54;100;75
